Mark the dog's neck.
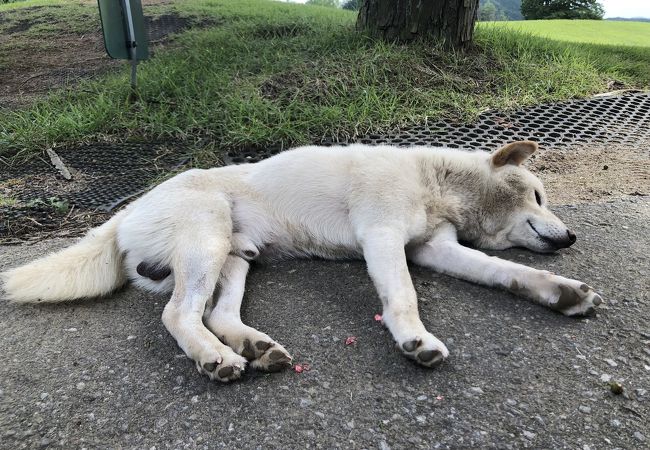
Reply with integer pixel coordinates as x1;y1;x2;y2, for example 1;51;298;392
415;149;490;242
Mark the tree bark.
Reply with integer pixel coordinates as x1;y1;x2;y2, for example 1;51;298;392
356;0;480;49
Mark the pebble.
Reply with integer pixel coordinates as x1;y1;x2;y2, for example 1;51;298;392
416;415;426;424
579;405;591;414
635;388;647;397
610;419;621;428
299;398;313;408
600;374;611;382
379;441;391;450
604;358;618;367
40;393;49;400
76;382;85;390
522;430;536;440
190;395;199;403
470;387;484;395
506;399;517;406
634;431;645;442
416;395;428;401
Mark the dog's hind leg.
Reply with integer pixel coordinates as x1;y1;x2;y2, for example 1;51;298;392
205;255;293;372
407;223;602;316
360;227;449;368
161;198;247;382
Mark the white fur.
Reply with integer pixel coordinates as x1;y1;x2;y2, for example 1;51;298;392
1;210;127;302
1;143;602;378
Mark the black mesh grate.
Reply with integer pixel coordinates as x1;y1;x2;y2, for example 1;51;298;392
0;142;188;237
223;92;650;165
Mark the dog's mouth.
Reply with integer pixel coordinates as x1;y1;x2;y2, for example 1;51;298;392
527;220;561;251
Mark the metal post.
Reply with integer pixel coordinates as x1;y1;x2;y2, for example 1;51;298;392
122;0;138;100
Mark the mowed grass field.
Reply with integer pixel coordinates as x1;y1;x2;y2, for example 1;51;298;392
485;20;650;47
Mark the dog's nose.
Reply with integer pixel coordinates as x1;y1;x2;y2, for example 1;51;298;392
567;229;576;245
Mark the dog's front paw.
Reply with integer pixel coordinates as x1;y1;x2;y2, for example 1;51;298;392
399;333;449;368
549;280;603;316
196;349;247;382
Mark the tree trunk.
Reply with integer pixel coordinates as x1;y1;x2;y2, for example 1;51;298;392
356;0;479;49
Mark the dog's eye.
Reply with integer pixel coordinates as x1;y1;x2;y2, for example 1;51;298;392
534;190;542;206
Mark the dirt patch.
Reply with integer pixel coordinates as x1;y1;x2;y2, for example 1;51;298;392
0;4;216;110
529;143;650;204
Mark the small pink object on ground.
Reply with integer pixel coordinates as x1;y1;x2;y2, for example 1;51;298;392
374;314;383;322
294;363;311;373
345;336;357;346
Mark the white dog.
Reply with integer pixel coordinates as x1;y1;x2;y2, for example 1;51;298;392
1;141;602;382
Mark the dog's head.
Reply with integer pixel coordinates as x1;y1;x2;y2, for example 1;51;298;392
475;141;575;253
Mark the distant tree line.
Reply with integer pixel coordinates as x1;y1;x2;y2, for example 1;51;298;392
521;0;604;20
479;0;523;21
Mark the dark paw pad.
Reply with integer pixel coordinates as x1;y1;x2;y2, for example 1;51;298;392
269;350;287;361
241;339;256;360
418;350;444;367
255;341;273;351
555;285;581;310
402;339;421;353
203;362;218;372
218;366;234;379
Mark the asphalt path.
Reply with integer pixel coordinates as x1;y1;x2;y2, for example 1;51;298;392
0;198;648;449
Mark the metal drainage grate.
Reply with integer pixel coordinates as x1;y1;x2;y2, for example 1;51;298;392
0;142;188;237
223;92;650;165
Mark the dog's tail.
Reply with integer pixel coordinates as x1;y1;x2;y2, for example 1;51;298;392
1;211;127;303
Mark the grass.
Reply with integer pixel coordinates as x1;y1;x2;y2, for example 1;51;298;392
1;0;649;161
485;20;650;47
0;194;17;207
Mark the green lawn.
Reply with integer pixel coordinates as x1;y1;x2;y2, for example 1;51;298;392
1;0;650;161
484;20;650;47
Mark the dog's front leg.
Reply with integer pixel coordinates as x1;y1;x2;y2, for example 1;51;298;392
361;227;449;367
407;224;602;316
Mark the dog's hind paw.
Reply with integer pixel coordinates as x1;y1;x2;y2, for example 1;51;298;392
196;351;247;383
249;341;293;372
207;319;293;373
399;333;449;368
551;281;603;316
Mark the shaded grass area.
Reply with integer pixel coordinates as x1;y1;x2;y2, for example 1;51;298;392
486;19;650;47
1;0;649;160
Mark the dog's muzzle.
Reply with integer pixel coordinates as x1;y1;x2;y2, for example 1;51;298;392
528;221;577;250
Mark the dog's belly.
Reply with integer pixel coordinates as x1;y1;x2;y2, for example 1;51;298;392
232;196;362;262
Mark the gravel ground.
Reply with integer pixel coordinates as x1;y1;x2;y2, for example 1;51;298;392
0;198;648;449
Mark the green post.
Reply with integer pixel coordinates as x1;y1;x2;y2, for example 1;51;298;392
97;0;149;99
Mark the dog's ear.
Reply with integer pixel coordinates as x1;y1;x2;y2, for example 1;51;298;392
491;141;538;168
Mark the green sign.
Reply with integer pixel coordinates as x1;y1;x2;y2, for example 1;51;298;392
98;0;148;60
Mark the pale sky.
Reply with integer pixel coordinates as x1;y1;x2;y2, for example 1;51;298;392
281;1;650;19
600;0;650;18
